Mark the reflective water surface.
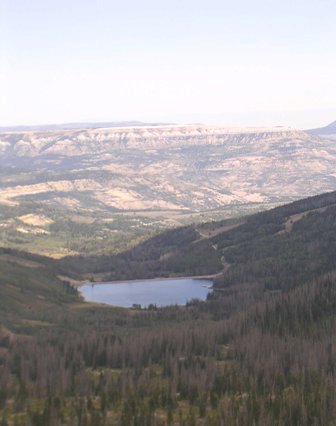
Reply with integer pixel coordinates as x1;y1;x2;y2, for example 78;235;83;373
79;278;212;308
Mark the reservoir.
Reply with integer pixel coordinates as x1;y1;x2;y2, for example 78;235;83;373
79;278;212;308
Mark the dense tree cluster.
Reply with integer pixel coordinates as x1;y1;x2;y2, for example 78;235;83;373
57;226;223;280
0;271;335;425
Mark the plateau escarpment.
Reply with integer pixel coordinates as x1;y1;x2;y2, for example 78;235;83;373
1;125;305;157
1;124;336;256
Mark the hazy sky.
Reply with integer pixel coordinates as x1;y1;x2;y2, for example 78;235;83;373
0;0;335;128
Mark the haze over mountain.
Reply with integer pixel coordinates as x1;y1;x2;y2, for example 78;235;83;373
0;121;173;133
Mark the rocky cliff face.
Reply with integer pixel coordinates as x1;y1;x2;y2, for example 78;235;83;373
1;125;307;157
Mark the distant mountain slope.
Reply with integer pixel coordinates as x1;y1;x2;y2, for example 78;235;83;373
1;124;336;257
0;124;303;157
1;124;335;211
307;120;336;134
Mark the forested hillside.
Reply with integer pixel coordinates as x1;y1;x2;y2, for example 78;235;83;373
0;191;336;425
57;190;336;290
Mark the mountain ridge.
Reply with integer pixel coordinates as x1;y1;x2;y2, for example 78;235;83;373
1;124;302;157
307;120;336;135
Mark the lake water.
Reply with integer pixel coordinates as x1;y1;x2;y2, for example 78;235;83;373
79;278;212;308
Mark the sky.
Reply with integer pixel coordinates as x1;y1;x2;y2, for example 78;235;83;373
0;0;335;128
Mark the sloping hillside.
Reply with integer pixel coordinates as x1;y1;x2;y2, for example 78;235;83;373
0;249;77;333
55;191;336;297
210;190;336;291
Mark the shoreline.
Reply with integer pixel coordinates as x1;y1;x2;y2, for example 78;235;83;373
65;275;215;289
